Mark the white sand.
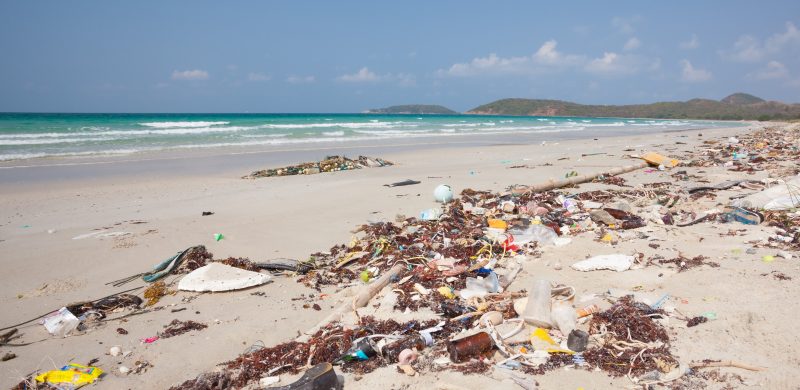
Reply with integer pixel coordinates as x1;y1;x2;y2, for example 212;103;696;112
1;123;798;389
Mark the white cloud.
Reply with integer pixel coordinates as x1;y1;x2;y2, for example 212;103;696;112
584;52;656;75
752;61;789;80
337;67;380;82
171;69;209;80
286;75;315;84
247;72;271;82
440;40;584;77
727;35;765;62
336;67;416;87
766;21;800;51
680;60;712;82
723;22;800;62
680;34;699;49
623;37;641;51
612;16;641;34
585;52;620;73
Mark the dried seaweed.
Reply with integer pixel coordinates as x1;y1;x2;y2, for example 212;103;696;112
143;281;169;306
160;319;208;338
583;296;676;377
657;255;719;272
687;316;708;327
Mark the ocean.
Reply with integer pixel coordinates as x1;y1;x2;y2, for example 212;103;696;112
0;113;741;161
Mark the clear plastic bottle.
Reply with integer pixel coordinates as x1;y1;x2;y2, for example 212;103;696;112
551;300;577;336
523;279;552;328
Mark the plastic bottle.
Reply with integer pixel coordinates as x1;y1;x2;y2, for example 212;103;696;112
447;332;493;363
381;333;433;363
522;279;552;328
334;338;378;364
550;300;577;336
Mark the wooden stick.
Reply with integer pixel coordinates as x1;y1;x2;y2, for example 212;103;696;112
690;360;767;372
296;263;406;343
511;162;648;195
351;263;406;308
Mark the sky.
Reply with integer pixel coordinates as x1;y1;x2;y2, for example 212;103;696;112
0;1;798;113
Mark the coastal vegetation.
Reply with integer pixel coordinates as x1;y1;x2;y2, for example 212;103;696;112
467;93;800;121
366;104;459;115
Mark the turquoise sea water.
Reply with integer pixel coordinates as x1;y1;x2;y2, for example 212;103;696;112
0;113;741;161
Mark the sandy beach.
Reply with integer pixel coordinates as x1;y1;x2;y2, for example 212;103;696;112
1;122;799;389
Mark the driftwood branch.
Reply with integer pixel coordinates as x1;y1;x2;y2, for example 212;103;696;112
511;162;648;195
296;263;406;343
690;360;767;371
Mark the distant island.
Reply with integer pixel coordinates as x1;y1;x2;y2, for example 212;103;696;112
467;93;800;121
366;104;459;115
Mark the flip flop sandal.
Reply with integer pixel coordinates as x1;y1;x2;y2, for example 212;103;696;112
721;206;763;225
274;362;340;390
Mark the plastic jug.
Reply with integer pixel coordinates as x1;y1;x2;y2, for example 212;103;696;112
523;279;552;328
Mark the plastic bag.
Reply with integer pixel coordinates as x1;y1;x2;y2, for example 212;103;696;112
42;307;80;337
508;225;557;246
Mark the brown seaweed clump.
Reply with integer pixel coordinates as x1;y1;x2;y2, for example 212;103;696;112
657;254;719;272
583;296;677;377
160;319;208;338
143;281;169;306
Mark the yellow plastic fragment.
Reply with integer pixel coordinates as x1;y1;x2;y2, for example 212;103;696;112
35;363;103;386
437;286;455;299
531;327;556;345
641;152;679;168
487;219;507;230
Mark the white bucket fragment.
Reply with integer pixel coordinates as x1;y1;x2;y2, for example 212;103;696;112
571;254;634;272
72;231;131;240
731;174;800;211
178;263;272;292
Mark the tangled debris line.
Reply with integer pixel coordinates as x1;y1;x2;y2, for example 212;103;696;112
244;155;393;179
651;254;720;273
65;294;143;319
169;317;469;389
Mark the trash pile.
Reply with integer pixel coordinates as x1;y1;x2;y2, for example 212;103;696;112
165;123;800;388
244;155;393;178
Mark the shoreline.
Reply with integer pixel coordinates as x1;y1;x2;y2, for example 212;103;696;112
0;124;752;191
1;121;797;389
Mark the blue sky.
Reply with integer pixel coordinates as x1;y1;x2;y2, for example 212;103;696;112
0;1;798;112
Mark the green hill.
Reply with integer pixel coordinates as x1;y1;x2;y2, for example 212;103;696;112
720;93;766;105
367;104;459;115
467;93;800;121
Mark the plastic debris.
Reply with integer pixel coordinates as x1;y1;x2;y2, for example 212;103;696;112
42;307;80;337
178;263;272;292
35;363;103;387
433;184;454;203
571;254;634;272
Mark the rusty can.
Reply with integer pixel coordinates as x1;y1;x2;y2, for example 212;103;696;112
447;332;493;363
